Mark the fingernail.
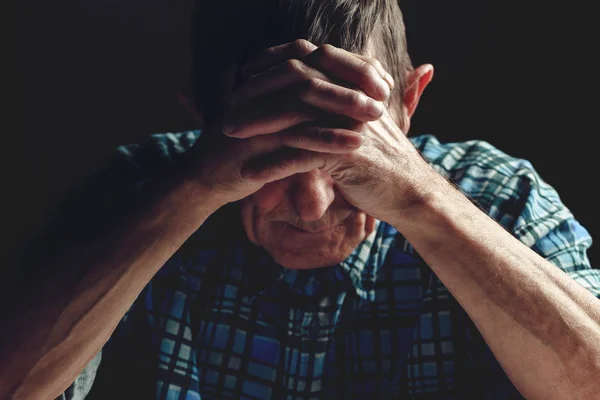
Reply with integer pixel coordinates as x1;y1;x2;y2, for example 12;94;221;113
366;99;384;117
347;133;364;147
384;72;395;90
377;81;391;99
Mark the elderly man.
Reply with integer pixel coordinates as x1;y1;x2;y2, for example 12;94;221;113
2;0;599;399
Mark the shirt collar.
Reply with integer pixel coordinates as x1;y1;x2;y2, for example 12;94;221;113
338;219;392;301
190;203;399;301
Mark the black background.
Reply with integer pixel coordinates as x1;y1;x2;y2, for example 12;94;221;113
6;1;597;279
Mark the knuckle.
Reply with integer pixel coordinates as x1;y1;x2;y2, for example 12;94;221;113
283;59;306;77
295;134;310;147
349;91;368;110
319;129;336;144
299;77;323;99
293;39;315;55
278;154;297;171
286;130;308;147
311;44;336;64
263;45;278;57
359;61;379;82
320;44;337;58
307;77;323;90
368;57;384;72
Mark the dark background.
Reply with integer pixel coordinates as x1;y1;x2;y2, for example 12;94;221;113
7;1;596;279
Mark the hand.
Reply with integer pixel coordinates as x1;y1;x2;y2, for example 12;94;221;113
224;40;435;223
185;39;401;209
186;123;364;208
222;39;394;137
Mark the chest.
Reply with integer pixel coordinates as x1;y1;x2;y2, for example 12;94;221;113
150;272;457;399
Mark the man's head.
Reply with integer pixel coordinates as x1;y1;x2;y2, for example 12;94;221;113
191;0;432;269
192;0;415;128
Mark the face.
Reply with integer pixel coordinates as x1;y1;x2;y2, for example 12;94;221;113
239;170;377;269
199;56;376;270
204;41;417;270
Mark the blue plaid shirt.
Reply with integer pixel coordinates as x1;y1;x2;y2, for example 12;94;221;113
59;131;599;400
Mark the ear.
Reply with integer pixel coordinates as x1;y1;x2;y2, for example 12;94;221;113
400;64;434;132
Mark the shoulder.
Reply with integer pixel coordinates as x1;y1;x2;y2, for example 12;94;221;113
114;130;202;184
410;134;594;274
410;134;558;216
410;133;535;181
57;129;204;218
117;130;202;164
20;130;204;266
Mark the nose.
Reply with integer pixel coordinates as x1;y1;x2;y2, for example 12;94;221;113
291;169;336;221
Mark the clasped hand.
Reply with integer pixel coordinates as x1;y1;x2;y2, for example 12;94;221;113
193;39;433;224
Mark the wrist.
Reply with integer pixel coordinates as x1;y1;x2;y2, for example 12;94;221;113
144;158;224;233
387;164;445;228
389;168;465;234
170;171;225;222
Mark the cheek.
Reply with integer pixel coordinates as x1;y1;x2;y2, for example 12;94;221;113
239;179;292;245
246;179;291;212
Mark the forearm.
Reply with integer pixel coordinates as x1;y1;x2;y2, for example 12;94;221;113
393;172;600;400
0;172;220;399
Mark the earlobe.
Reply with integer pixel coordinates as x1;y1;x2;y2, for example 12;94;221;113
403;64;434;119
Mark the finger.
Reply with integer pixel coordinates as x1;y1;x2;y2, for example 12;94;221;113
223;78;384;138
222;100;315;138
241;39;318;78
354;54;395;90
297;78;385;121
279;126;363;153
241;41;394;92
236;122;362;163
230;59;329;106
241;147;331;183
243;42;392;102
304;44;391;101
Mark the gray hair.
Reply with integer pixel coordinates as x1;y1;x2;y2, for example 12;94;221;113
191;0;413;127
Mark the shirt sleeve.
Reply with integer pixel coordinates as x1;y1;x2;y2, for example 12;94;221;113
426;137;598;294
42;145;146;400
54;352;102;400
22;131;203;272
39;131;202;399
454;146;597;399
490;158;598;296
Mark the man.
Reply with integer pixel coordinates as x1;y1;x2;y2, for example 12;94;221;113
1;0;599;399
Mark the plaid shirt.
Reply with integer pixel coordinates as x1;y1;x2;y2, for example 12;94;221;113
59;131;599;400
